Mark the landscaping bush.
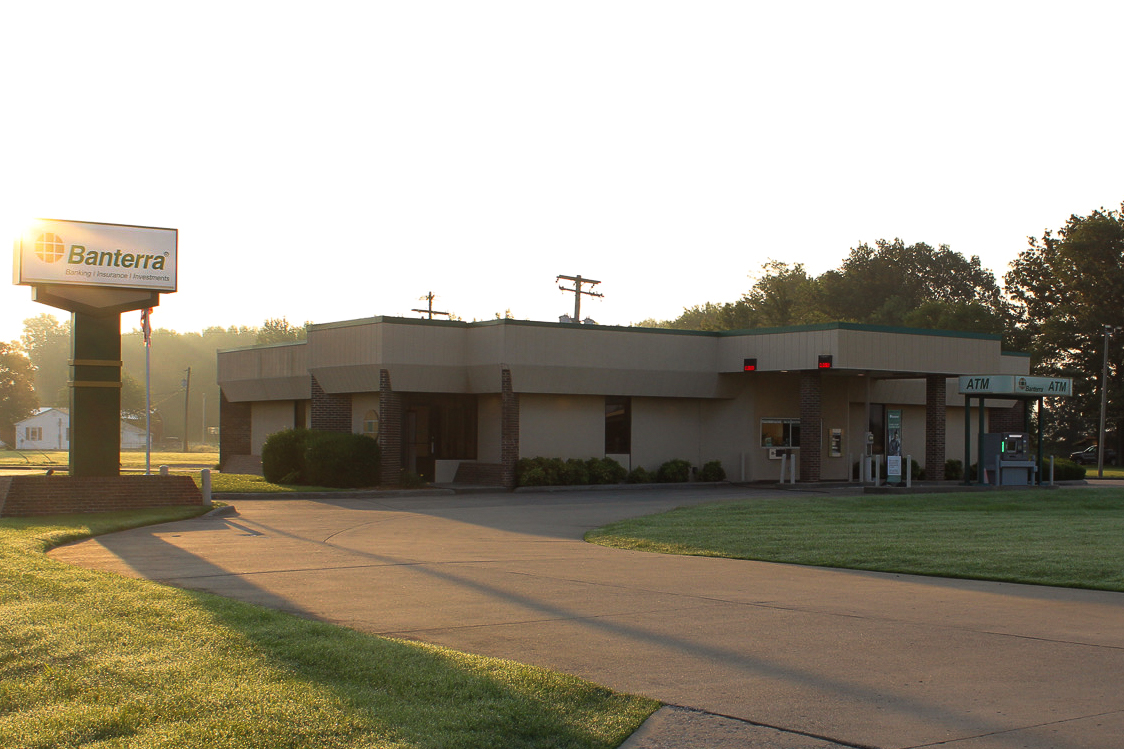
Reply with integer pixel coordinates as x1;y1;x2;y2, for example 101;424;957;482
303;431;381;488
1041;457;1086;481
699;460;726;482
261;428;311;484
945;458;963;481
587;457;627;484
657;459;691;483
627;466;653;484
561;458;590;486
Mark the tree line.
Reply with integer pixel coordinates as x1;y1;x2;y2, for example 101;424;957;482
2;203;1122;453
641;204;1124;451
1;316;308;449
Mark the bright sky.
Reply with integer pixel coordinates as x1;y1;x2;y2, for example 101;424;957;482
4;1;1123;345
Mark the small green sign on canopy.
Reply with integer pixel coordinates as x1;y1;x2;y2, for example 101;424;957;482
959;375;1072;397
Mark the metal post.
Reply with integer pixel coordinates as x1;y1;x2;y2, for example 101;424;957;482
906;454;912;488
779;453;787;484
977;397;986;486
181;366;191;453
1098;325;1121;478
1036;397;1044;486
963;396;972;486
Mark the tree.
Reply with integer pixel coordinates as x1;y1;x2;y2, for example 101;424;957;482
643;246;1007;335
20;314;70;408
818;239;1006;326
1005;204;1124;449
0;343;38;447
257;318;311;344
740;261;825;328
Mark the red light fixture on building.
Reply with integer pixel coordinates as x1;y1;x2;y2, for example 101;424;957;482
743;358;757;372
818;354;833;369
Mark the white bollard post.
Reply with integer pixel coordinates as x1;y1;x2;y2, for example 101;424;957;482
201;468;212;506
779;453;787;484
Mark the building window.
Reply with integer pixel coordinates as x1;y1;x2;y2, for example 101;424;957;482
363;410;379;439
761;418;800;448
605;396;631;454
26;426;43;441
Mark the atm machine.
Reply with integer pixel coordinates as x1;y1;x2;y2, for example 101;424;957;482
981;432;1037;486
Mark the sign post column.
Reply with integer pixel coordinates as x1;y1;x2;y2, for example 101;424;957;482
69;312;122;478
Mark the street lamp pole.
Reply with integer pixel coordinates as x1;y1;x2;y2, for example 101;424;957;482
1098;325;1121;478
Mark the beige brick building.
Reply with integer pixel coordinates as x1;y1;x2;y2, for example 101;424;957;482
217;316;1030;487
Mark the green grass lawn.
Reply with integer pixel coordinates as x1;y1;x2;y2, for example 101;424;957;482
587;488;1124;592
1;510;656;749
0;450;219;469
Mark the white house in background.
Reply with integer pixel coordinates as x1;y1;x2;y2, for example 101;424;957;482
14;408;148;451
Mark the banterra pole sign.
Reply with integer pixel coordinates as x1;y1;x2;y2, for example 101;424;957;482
14;218;177;293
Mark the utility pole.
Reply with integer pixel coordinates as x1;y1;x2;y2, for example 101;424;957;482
556;274;603;323
182;366;191;453
1098;324;1121;478
412;291;451;320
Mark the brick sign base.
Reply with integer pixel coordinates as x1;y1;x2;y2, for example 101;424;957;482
0;475;204;517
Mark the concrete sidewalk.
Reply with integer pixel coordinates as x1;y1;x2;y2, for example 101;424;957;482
51;486;1124;748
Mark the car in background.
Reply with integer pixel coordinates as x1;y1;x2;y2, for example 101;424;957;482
1069;445;1117;465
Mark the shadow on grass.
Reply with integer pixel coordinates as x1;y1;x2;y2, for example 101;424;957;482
17;510;651;749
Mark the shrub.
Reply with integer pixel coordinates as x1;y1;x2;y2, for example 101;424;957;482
304;431;381;488
627;466;653;484
1041;457;1086;481
586;457;627;485
518;465;549;487
561;458;590;486
541;458;566;486
657;459;691;483
261;428;311;484
699;460;726;482
400;471;426;489
945;458;963;481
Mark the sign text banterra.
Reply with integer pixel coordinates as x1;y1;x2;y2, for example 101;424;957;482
14;219;178;292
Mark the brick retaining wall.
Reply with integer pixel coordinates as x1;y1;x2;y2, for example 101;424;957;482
0;475;204;517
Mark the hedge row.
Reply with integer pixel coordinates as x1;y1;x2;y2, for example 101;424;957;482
515;457;726;488
261;428;381;488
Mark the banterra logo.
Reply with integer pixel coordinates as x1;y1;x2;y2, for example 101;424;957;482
34;233;66;263
34;232;169;271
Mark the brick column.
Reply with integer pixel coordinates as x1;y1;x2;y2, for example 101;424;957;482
925;375;947;481
310;375;351;432
799;371;822;482
379;369;402;488
501;368;519;489
219;391;251;469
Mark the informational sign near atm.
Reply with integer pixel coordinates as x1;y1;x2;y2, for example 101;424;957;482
887;409;903;483
13;218;178;478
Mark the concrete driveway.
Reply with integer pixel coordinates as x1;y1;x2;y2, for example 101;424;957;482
51;485;1124;749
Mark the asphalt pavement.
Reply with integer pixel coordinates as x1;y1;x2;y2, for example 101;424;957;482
50;484;1124;748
